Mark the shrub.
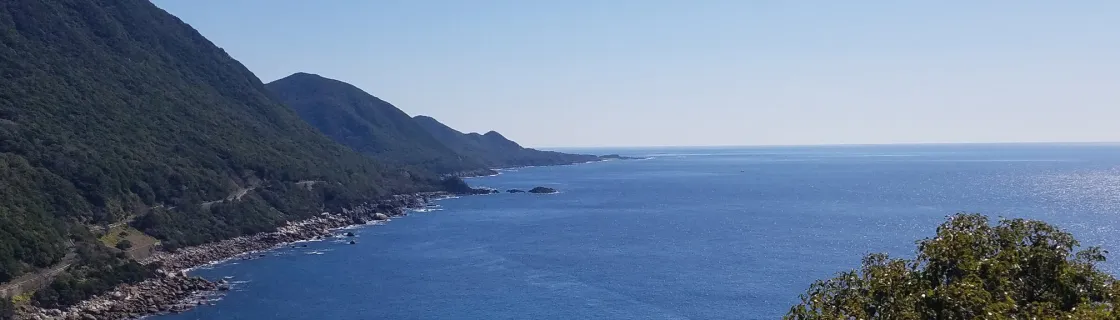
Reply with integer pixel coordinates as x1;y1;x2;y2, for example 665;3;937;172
115;240;133;251
0;297;14;320
787;213;1120;319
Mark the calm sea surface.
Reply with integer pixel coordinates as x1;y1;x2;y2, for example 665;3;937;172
157;144;1120;319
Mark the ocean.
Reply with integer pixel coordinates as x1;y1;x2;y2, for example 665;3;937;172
156;144;1120;319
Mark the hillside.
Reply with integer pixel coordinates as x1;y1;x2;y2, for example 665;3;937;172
266;73;598;173
265;73;489;175
0;0;440;301
412;115;601;167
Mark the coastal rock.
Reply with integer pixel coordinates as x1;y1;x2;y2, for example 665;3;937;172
216;279;230;291
507;189;525;193
528;187;558;194
19;275;220;320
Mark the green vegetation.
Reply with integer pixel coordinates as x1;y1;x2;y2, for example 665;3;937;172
266;73;489;175
10;292;30;305
97;225;151;249
0;296;12;320
786;213;1120;319
31;243;154;309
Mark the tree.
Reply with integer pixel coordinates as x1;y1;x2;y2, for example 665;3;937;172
786;213;1120;319
0;296;14;320
115;240;133;251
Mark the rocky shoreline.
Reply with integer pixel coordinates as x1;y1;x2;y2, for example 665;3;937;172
16;192;449;320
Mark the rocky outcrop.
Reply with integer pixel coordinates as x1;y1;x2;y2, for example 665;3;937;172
440;176;500;195
18;273;216;320
507;189;525;193
528;187;558;194
473;188;500;195
448;169;500;178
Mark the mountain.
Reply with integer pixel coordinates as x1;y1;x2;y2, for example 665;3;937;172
264;73;490;175
0;0;442;304
412;116;600;167
266;74;599;172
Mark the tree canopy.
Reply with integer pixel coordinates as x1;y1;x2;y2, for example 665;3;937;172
786;213;1120;319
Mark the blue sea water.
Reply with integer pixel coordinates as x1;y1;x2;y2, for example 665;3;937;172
157;144;1120;319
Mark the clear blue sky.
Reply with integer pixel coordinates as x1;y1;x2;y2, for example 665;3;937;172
153;1;1120;148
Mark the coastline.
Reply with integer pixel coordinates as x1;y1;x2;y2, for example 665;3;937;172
16;192;450;320
15;158;624;320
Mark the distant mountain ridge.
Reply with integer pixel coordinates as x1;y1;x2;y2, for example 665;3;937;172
412;115;601;168
265;73;490;175
266;73;600;173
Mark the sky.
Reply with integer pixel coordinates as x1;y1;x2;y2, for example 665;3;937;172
152;1;1120;148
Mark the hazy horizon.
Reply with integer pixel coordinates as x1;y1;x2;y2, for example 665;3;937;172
153;1;1120;148
543;140;1120;150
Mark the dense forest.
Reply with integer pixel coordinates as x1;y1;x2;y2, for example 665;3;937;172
0;0;443;299
787;214;1120;319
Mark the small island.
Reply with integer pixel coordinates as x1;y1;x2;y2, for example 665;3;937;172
528;187;558;194
598;154;643;160
507;189;525;193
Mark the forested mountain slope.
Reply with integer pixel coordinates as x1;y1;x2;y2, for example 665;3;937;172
266;73;600;173
265;73;489;175
0;0;438;286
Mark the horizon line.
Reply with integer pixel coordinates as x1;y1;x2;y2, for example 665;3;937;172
531;140;1120;150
